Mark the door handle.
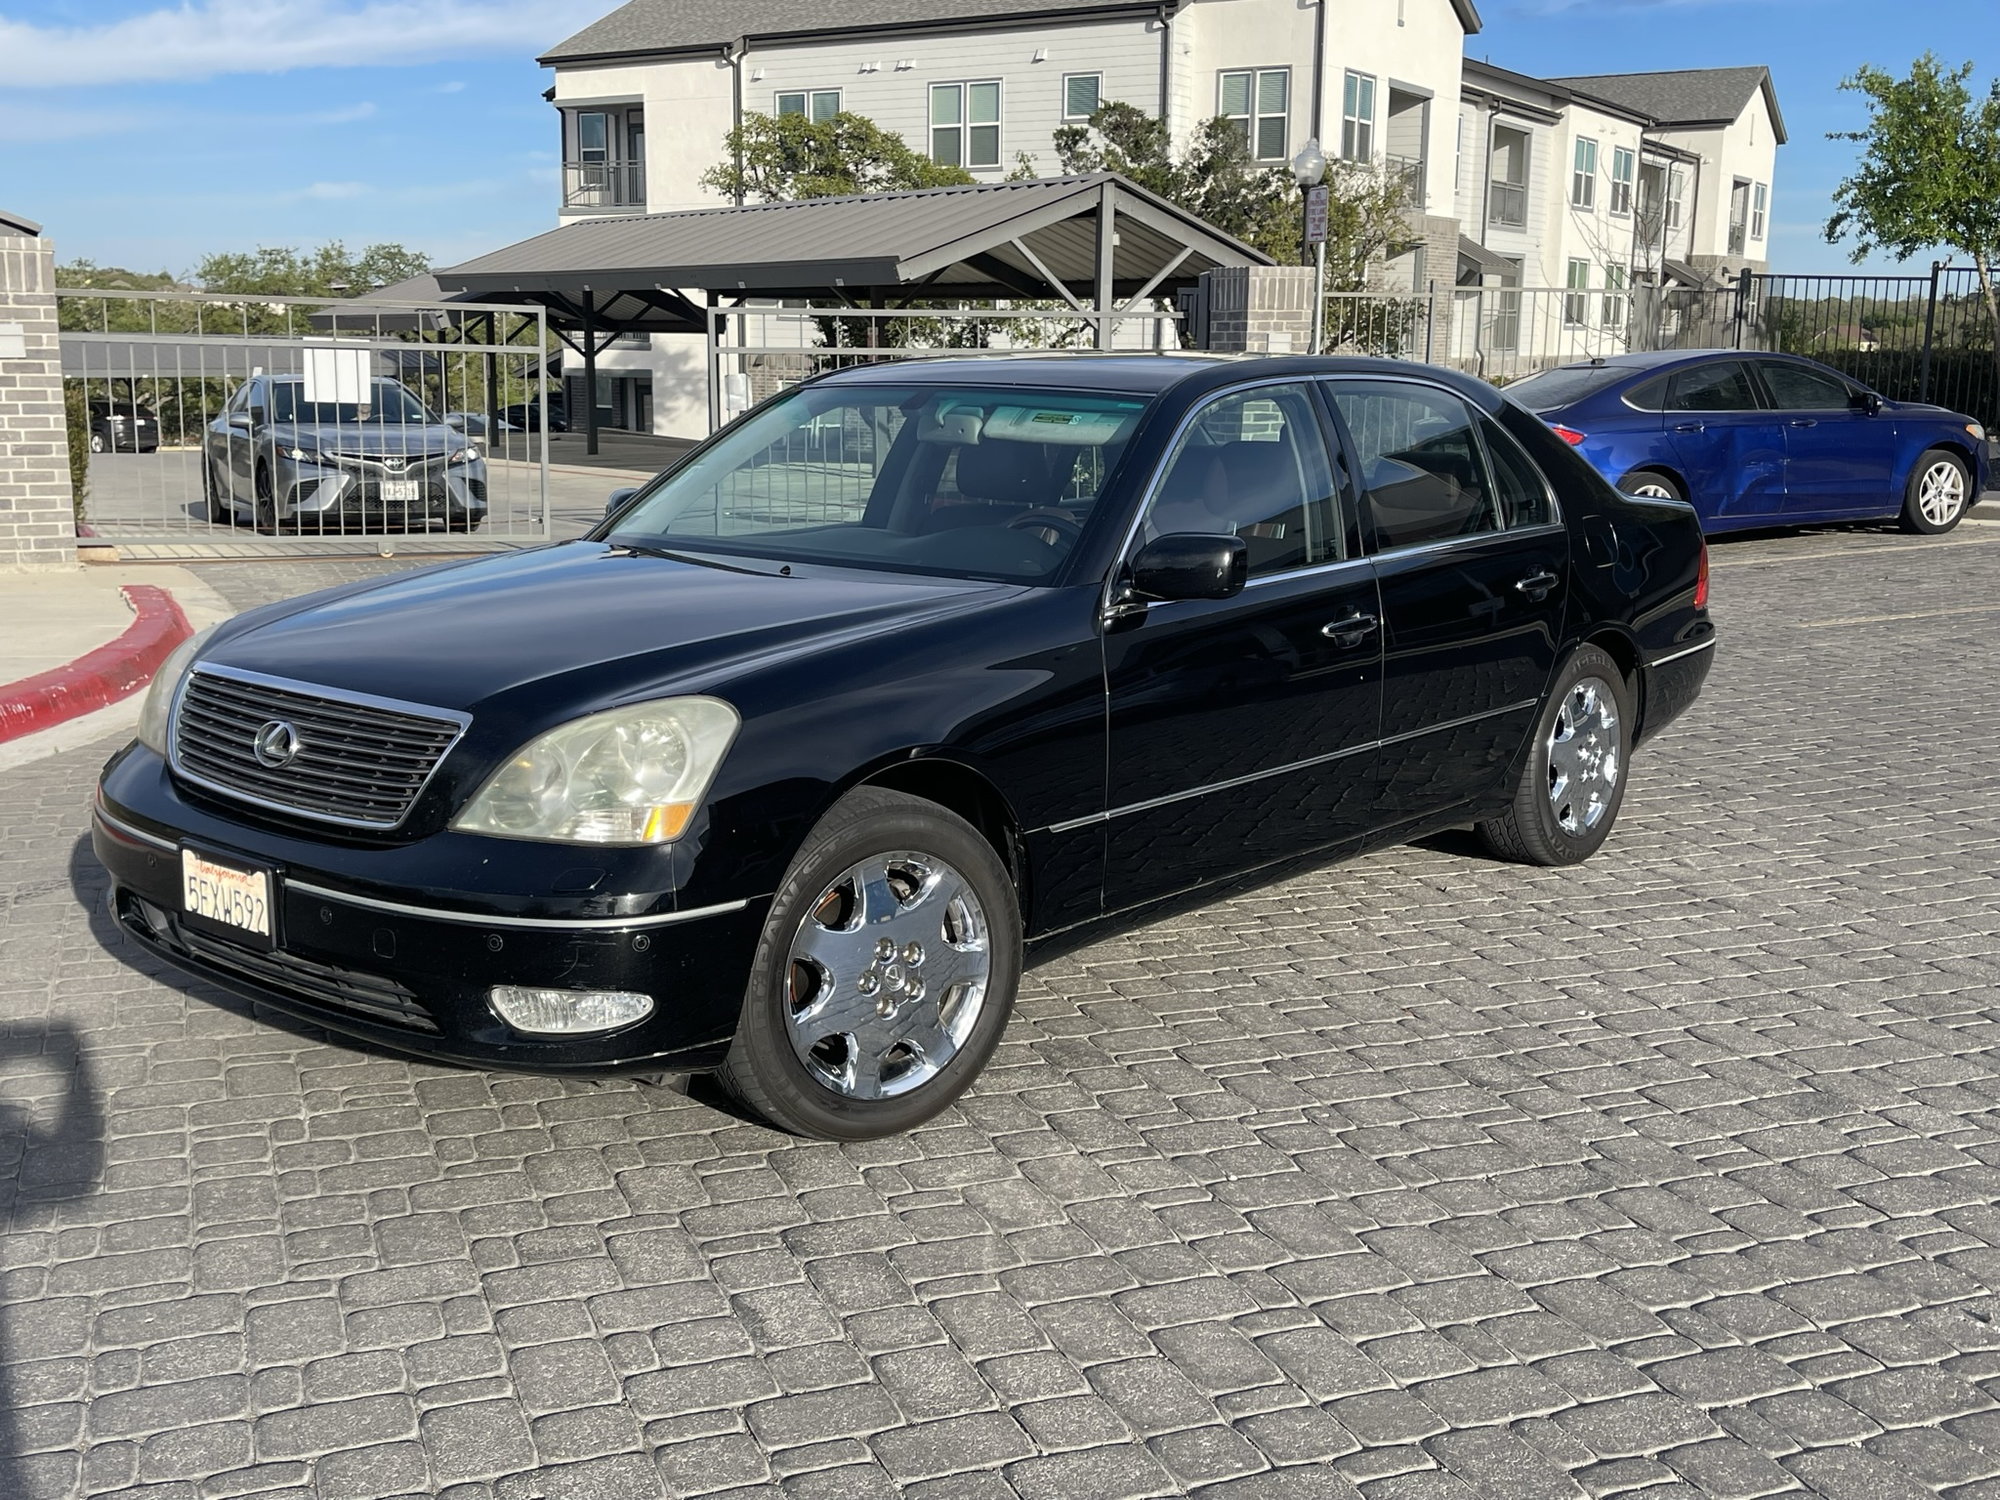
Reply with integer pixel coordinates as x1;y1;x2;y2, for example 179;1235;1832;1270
1320;611;1379;646
1789;418;1818;428
1673;422;1706;434
1514;570;1560;601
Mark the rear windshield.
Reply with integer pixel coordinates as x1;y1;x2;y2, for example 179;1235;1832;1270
1506;364;1633;413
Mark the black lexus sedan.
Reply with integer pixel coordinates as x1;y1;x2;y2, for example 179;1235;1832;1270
93;355;1715;1139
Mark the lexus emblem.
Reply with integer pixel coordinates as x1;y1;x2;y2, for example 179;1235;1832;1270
252;719;303;769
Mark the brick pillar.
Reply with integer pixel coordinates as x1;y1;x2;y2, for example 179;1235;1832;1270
1199;266;1316;355
0;227;77;569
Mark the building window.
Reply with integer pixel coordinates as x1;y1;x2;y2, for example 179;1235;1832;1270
1062;73;1102;121
1341;71;1376;161
1571;138;1597;210
1751;181;1768;240
1609;147;1634;216
1602;264;1627;329
1564;259;1591;326
1489;125;1529;228
776;90;843;122
1220;68;1289;162
1666;167;1685;230
932;82;1001;169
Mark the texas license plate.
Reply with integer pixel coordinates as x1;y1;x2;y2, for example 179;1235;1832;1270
181;848;275;947
380;480;422;502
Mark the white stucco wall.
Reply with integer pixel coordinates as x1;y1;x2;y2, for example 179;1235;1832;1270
1659;89;1778;266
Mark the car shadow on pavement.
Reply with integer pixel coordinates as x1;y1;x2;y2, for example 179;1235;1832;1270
0;1019;106;1500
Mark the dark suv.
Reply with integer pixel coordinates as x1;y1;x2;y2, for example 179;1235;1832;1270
88;400;160;454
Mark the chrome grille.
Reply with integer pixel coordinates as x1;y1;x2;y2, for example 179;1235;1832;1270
172;667;467;829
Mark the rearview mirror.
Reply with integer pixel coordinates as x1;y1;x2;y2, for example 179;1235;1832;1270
605;486;639;518
1128;533;1249;603
1851;390;1882;416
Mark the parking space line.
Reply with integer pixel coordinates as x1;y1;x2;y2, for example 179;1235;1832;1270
1796;601;2000;628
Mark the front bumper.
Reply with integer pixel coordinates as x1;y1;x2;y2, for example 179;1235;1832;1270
277;456;487;524
91;752;765;1075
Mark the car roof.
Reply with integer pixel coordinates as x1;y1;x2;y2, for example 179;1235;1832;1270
808;352;1504;405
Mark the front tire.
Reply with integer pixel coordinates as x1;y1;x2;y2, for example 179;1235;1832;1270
721;787;1021;1140
253;462;279;534
1900;448;1970;535
1478;645;1632;867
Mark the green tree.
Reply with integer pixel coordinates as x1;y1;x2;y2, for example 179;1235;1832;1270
1826;54;2000;411
701;111;974;203
191;241;431;298
1053;102;1414;286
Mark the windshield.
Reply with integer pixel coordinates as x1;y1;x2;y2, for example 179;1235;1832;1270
270;379;433;425
606;382;1152;583
1506;364;1633;413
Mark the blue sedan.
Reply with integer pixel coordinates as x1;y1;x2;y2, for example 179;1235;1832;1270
1508;350;1989;535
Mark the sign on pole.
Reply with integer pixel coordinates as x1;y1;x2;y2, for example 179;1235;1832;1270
1304;184;1330;246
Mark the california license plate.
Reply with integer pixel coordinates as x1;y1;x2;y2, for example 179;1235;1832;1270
380;480;422;503
181;848;275;946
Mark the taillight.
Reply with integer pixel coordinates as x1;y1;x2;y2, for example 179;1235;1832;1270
1552;425;1587;447
1693;537;1710;611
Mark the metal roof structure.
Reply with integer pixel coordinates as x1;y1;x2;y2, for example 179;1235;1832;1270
435;174;1269;332
542;0;1480;66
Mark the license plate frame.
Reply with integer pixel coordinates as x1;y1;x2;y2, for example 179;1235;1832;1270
379;479;422;503
179;846;280;951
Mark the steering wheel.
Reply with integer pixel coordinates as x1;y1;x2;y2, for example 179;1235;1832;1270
1006;508;1085;547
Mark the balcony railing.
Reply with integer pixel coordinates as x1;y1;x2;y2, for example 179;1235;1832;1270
1385;154;1425;204
1488;181;1527;229
563;161;646;214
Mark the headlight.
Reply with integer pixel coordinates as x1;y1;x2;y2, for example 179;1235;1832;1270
281;446;320;463
1966;423;1987;442
449;445;480;464
136;624;219;754
451;697;739;845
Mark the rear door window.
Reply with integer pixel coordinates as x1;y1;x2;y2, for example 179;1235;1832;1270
1330;381;1500;552
1666;362;1762;412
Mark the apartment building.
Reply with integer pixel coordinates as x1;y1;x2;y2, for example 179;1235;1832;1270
535;0;1782;431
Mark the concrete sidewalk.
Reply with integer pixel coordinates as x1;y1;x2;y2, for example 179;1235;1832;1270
0;565;235;769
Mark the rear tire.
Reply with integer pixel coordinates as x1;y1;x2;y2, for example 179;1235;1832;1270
1900;448;1970;535
1477;644;1632;867
720;787;1021;1140
1620;469;1684;503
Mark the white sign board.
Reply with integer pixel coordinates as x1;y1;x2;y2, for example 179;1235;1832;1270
302;345;371;405
1304;185;1331;247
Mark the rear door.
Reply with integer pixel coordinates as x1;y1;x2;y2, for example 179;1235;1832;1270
1754;358;1897;517
1661;359;1786;523
1324;377;1569;824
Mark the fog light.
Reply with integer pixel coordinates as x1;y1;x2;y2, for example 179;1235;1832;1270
487;986;654;1035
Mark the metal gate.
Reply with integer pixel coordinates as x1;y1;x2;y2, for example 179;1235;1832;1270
58;288;553;550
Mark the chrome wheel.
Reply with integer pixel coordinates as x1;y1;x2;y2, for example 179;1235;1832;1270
1917;459;1967;528
784;851;991;1101
1627;479;1677;500
1547;675;1621;836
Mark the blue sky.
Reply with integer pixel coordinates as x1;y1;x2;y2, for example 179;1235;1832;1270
0;0;1988;278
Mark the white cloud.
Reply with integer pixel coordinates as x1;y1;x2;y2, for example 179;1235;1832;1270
0;0;604;87
436;80;468;94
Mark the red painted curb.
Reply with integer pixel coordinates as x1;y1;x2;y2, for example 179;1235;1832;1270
0;586;194;744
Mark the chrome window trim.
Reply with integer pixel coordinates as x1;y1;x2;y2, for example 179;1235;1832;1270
170;663;472;832
1100;374;1352;620
1648;637;1716;668
1036;697;1539;834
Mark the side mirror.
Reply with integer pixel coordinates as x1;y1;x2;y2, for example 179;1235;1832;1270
605;486;640;518
1128;533;1249;603
443;413;467;430
227;412;252;430
1851;391;1883;416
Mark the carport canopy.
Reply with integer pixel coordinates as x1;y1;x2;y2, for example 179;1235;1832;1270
431;173;1271;345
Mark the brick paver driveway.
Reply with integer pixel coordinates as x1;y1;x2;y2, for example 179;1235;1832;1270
6;517;2000;1500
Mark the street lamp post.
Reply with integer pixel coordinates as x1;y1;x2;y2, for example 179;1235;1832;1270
1293;137;1328;356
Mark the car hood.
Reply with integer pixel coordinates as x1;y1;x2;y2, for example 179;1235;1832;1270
198;542;1017;721
277;422;462;457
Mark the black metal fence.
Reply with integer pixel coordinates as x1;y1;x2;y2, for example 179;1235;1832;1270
1735;265;2000;427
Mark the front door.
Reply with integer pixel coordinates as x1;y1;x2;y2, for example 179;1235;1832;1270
1753;358;1897;516
1102;382;1383;910
1661;359;1786;523
1324;378;1570;822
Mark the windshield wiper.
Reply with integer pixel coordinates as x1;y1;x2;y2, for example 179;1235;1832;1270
602;540;788;576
